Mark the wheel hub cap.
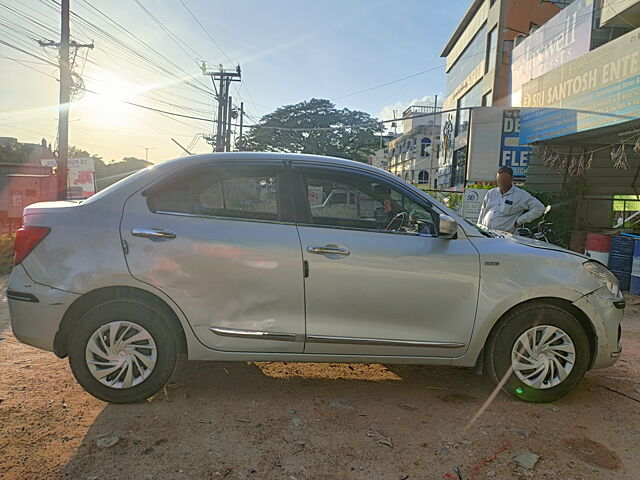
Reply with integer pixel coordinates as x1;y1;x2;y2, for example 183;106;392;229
511;325;576;390
85;321;157;389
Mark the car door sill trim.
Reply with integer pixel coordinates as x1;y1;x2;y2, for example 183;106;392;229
210;326;303;342
306;334;466;348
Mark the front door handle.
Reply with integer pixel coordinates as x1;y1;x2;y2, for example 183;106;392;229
132;228;176;239
307;245;350;256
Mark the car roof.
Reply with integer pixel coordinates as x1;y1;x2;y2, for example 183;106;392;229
153;151;383;174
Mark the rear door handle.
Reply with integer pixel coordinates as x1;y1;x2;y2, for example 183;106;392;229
132;228;176;239
307;245;350;256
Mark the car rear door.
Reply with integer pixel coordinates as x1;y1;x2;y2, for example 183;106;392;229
293;163;480;357
120;160;306;353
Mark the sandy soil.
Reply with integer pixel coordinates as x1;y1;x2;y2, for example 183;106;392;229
1;277;639;480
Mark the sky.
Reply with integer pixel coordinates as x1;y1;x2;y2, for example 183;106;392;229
0;0;471;163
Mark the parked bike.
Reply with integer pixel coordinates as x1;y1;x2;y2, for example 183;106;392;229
518;205;566;247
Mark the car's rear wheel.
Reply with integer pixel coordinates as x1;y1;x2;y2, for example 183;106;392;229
485;302;591;403
68;299;178;403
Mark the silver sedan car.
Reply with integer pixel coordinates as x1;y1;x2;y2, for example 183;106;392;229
8;153;623;403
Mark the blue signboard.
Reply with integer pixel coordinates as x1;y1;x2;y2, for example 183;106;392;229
500;109;531;181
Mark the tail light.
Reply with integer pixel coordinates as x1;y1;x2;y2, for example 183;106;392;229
14;226;50;265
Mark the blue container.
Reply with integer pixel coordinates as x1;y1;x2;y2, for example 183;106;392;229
630;275;640;295
612;270;631;292
610;235;635;257
608;253;632;273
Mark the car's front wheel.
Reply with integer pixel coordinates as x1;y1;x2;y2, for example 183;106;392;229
68;299;178;403
485;302;591;403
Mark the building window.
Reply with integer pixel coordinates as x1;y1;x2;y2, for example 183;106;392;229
482;91;492;106
420;137;432;157
455;81;483;136
446;22;488;97
418;170;429;184
485;26;497;73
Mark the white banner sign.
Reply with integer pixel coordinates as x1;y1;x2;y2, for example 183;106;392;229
462;188;487;223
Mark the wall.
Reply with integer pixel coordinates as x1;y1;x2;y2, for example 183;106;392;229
526;143;640;195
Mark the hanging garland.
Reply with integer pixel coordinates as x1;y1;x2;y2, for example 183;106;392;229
541;134;640;175
611;141;629;170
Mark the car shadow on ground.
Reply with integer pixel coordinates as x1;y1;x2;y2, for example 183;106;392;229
56;357;626;480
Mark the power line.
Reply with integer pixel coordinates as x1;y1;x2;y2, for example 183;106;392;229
177;0;233;65
132;0;204;62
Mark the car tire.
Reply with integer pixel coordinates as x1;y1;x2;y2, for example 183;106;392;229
485;302;591;403
68;298;178;403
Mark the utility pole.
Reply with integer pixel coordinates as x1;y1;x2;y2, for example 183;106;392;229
39;0;93;200
430;95;438;189
226;95;233;152
139;145;156;162
57;0;70;200
202;63;241;152
238;101;244;150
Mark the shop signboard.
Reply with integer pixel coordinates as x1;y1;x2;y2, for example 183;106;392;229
41;157;96;199
500;109;531;182
520;29;640;143
511;0;593;106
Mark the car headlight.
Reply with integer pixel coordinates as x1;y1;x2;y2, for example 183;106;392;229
583;260;620;296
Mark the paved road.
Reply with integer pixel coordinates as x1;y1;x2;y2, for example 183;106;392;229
1;278;639;480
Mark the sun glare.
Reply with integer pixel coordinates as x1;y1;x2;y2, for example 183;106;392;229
80;72;138;127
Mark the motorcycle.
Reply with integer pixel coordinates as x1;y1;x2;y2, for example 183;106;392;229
517;205;566;247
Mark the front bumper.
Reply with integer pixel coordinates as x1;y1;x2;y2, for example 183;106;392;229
8;265;80;352
572;287;624;370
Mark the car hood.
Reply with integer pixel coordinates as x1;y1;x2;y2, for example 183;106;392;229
480;230;589;260
500;232;588;260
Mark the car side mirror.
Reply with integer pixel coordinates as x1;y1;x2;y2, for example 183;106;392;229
439;214;458;239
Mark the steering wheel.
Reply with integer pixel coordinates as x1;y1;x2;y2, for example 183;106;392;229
384;212;408;231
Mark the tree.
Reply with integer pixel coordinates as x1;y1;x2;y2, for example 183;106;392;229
241;98;382;162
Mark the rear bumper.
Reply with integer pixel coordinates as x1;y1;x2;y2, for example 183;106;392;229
573;287;624;370
8;265;79;352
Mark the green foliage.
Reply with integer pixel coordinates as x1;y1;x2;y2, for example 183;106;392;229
521;185;581;246
242;98;382;162
0;234;14;275
95;156;152;190
0;142;34;164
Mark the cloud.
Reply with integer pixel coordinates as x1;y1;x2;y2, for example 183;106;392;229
376;95;443;133
376;95;439;122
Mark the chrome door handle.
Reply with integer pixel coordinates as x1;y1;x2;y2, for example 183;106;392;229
132;228;176;239
307;245;350;256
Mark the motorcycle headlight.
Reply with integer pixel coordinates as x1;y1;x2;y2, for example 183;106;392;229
583;260;620;296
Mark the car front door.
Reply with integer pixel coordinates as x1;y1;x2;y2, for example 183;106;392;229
120;161;306;353
293;164;480;357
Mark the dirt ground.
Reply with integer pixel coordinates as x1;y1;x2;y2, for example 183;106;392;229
1;278;639;480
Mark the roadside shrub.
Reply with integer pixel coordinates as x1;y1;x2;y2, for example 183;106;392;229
0;234;15;274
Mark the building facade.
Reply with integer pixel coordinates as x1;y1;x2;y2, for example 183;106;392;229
387;105;442;187
366;134;397;171
520;0;640;207
437;0;562;189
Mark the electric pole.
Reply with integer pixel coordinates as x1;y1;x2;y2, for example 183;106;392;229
238;101;244;150
201;63;241;152
39;0;93;200
57;0;70;200
139;145;156;162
